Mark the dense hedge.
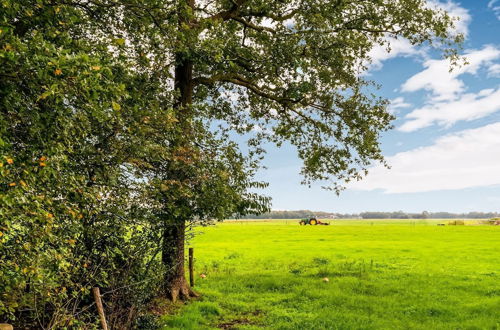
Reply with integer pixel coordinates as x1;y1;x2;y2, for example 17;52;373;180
0;1;171;327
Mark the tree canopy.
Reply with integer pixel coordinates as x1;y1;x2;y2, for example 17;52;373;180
74;0;462;190
143;0;462;190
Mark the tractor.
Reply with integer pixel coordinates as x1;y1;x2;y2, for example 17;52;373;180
299;217;329;225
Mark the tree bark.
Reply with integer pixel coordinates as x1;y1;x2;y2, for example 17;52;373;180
161;0;197;302
162;219;197;301
161;60;197;300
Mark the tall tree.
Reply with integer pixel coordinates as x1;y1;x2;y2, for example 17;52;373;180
140;0;462;300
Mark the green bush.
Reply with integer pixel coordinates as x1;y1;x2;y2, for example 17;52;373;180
0;1;171;327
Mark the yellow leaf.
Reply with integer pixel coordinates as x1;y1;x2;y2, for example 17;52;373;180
113;38;125;46
39;162;47;167
38;91;51;101
54;68;62;75
91;66;101;71
8;182;16;187
112;101;121;111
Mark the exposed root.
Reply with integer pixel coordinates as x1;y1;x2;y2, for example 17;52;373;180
167;278;199;303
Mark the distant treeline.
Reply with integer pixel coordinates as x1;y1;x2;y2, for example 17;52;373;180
238;210;350;219
359;211;499;219
238;210;500;219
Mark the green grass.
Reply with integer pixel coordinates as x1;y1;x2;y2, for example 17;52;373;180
161;220;500;329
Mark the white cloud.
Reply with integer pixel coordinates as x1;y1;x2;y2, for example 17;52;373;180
368;38;424;71
350;122;500;193
489;63;500;77
401;45;500;101
388;97;411;114
488;0;500;20
398;46;500;132
399;87;500;132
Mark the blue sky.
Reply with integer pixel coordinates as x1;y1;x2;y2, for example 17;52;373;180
255;0;500;213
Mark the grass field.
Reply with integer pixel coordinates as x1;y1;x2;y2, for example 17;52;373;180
161;220;500;329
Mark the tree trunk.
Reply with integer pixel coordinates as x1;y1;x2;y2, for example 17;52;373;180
162;219;197;302
161;0;197;302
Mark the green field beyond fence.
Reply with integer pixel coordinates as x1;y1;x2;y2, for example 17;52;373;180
162;220;500;329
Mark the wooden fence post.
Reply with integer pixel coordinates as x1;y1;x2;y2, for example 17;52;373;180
92;287;108;330
189;247;194;287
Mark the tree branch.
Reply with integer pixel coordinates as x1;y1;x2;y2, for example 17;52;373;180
207;0;248;22
194;74;324;127
240;8;300;22
231;16;276;33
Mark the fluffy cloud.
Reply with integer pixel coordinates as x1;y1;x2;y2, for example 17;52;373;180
397;45;500;131
368;38;424;71
399;88;500;132
388;97;411;114
489;63;500;77
489;0;500;20
401;45;500;101
350;122;500;193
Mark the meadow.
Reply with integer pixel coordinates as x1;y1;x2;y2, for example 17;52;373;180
161;220;500;329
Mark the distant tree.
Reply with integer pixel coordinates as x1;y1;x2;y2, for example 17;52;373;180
432;212;457;219
361;212;387;219
391;211;409;219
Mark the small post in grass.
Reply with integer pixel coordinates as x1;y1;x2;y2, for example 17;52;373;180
92;287;108;330
189;247;194;287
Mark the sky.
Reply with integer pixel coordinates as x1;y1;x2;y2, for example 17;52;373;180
255;0;500;213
